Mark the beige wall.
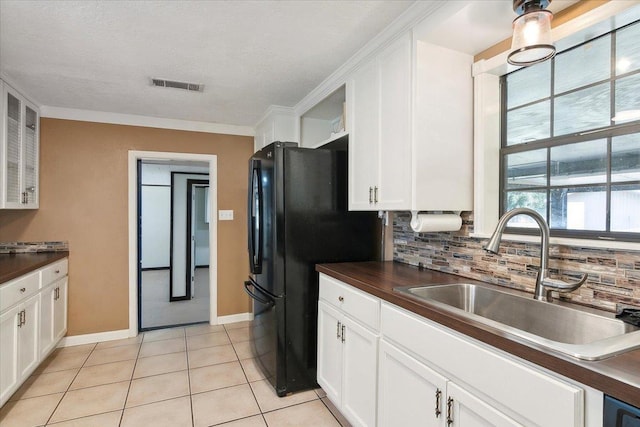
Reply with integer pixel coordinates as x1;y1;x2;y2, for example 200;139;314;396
0;118;254;335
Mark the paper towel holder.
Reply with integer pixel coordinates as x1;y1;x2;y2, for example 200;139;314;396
410;211;463;233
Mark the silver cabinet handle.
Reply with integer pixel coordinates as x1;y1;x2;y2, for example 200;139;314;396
341;324;346;343
337;321;341;339
55;269;60;274
369;186;373;203
17;310;26;327
435;389;442;418
338;296;344;302
20;287;26;293
374;186;378;203
446;397;454;426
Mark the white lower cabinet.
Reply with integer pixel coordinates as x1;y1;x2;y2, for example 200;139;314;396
317;275;380;427
40;277;68;358
378;339;520;427
378;339;447;426
318;274;601;427
0;258;68;407
0;293;39;405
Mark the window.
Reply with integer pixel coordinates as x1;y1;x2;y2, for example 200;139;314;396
500;20;640;241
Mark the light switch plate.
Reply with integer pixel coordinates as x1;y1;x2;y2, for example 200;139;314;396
218;210;234;221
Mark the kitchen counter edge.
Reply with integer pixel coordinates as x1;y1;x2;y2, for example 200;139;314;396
0;251;70;284
316;260;640;408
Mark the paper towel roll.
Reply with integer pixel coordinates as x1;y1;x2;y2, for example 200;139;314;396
410;213;462;233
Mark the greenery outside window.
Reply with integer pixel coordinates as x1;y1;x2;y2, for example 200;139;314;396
500;19;640;241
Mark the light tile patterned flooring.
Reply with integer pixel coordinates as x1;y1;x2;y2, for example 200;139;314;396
0;321;351;427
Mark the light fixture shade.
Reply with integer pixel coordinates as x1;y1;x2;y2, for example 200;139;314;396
508;9;555;66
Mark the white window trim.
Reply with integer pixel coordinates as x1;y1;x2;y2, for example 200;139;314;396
471;1;640;251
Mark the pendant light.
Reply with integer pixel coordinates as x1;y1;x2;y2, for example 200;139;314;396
508;0;556;66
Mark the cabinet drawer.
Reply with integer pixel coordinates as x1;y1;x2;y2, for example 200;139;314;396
41;259;68;287
319;273;380;331
381;302;583;427
0;271;40;312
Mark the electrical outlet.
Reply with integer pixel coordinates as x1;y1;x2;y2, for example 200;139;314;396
218;210;234;221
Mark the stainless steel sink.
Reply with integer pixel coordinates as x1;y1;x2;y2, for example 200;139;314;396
394;283;640;360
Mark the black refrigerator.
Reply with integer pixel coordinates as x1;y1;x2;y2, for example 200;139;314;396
244;141;379;396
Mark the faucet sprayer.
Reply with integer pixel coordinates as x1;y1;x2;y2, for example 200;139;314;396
483;207;587;302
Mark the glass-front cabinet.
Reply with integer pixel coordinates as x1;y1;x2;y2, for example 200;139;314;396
1;80;39;209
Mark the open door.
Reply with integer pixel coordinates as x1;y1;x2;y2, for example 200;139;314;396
186;179;209;299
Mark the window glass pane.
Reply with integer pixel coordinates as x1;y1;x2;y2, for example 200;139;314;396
615;73;640;122
611;184;640;232
554;83;610;136
507;101;550;145
555;35;611;94
507;61;551;109
505;149;547;189
550;187;606;230
612;133;640;182
505;191;547;228
550;140;607;186
616;21;640;75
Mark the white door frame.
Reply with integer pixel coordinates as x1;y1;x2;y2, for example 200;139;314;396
128;150;218;337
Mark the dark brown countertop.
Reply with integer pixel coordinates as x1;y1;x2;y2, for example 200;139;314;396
0;252;69;284
317;261;640;408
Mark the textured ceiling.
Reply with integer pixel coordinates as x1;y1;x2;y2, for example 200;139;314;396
0;0;414;127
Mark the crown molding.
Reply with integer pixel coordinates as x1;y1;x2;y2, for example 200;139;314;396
40;106;255;136
255;104;296;128
293;0;460;117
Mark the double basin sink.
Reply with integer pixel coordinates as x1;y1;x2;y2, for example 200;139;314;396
394;283;640;360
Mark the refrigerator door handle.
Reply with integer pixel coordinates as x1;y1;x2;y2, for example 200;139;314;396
244;280;274;307
248;160;263;274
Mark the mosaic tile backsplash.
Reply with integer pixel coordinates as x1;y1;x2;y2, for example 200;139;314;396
0;241;69;254
393;212;640;312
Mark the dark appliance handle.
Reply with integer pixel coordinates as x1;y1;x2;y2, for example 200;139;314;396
244;281;274;307
248;159;263;274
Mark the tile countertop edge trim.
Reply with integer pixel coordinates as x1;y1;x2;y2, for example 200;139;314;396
316;261;640;408
0;252;70;284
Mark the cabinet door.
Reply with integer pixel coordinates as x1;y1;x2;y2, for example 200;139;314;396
0;305;20;405
39;283;56;358
378;339;447;427
377;33;412;210
4;90;22;207
317;301;343;406
341;316;378;427
447;382;522;427
18;294;40;379
22;104;38;207
53;278;68;342
348;59;379;211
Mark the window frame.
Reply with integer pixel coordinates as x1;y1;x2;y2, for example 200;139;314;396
499;20;640;242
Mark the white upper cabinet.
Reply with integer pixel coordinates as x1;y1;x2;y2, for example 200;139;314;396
347;23;473;212
412;35;473;212
253;106;297;152
348;33;412;211
1;80;40;209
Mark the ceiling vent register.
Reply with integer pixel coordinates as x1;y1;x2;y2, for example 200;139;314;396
151;78;204;92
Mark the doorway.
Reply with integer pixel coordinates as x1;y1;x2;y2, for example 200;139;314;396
128;151;218;335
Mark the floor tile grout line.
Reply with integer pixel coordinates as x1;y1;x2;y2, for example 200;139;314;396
185;335;196;427
44;408;123;426
118;333;144;427
42;343;97;425
319;396;349;427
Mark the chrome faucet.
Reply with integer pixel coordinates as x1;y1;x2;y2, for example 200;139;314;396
483;207;588;302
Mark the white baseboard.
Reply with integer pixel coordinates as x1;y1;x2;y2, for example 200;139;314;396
58;329;132;347
58;314;253;347
217;312;253;325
